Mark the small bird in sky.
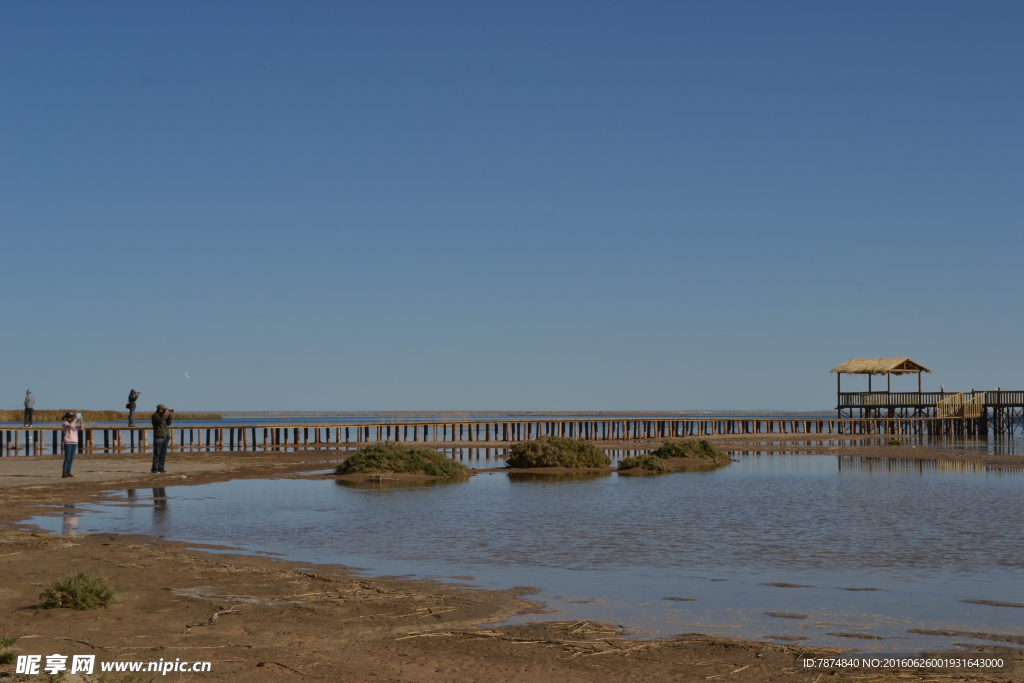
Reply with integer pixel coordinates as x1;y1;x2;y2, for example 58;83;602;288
184;372;190;379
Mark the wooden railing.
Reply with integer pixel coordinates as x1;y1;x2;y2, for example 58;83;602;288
839;390;1024;409
984;390;1024;406
0;415;998;457
965;393;986;419
839;392;945;408
936;393;964;418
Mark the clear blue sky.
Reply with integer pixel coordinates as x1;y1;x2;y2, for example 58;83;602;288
3;2;1022;412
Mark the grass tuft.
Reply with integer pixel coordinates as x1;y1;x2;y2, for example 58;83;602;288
39;572;115;610
650;439;728;460
0;633;17;665
335;442;469;478
505;437;611;468
617;454;672;472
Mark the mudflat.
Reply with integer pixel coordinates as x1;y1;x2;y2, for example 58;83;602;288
0;443;1020;682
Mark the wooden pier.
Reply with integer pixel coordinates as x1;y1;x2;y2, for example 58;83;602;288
832;358;1024;434
6;358;1018;457
0;415;994;457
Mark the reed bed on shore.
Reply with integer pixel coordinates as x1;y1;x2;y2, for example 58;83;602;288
336;442;470;478
0;409;223;422
650;439;727;460
506;436;612;468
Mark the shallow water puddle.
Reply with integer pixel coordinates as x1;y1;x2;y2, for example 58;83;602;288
26;454;1024;652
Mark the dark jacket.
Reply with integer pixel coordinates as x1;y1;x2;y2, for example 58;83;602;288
127;391;139;409
152;411;173;439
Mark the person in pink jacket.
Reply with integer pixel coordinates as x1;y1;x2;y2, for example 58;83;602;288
61;412;81;478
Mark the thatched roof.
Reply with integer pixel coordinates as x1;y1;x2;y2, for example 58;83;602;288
830;358;932;375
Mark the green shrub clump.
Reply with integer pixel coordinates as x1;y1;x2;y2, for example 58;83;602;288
617;454;672;473
505;437;612;468
335;442;469;478
39;572;115;610
650;439;727;460
0;634;17;665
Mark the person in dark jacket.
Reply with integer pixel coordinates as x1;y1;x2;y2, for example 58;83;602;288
151;404;173;474
126;389;140;426
24;390;35;426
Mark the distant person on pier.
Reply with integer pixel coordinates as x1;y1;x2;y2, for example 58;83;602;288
126;389;140;426
61;412;81;478
151;404;174;474
23;390;35;426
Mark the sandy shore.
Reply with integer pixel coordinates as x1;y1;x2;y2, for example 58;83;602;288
0;442;1020;682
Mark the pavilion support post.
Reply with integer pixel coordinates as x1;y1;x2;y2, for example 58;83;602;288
837;384;844;418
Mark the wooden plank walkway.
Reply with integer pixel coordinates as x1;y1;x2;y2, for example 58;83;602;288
0;415;988;457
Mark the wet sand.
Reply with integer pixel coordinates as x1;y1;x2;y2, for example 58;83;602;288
0;443;1021;682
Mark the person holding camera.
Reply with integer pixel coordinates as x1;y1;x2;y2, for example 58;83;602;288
151;404;174;474
61;412;82;478
126;389;140;426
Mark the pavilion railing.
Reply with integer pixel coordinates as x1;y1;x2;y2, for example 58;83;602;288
838;392;945;408
965;393;986;419
936;393;965;419
985;390;1024;406
839;390;1021;409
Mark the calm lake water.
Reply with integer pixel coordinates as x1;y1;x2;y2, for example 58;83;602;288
27;453;1024;652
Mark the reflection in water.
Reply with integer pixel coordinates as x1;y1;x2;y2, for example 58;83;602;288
334;478;458;490
926;436;1022;456
729;436;1023;456
61;504;78;536
443;446;664;469
152;488;168;522
725;438;912;449
837;456;1017;474
508;471;613;483
126;489;137;501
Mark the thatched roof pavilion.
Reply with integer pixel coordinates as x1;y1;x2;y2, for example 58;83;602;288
830;358;932;375
831;357;931;393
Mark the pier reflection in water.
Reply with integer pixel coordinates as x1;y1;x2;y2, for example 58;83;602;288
27;453;1024;652
444;447;662;469
724;436;1022;455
